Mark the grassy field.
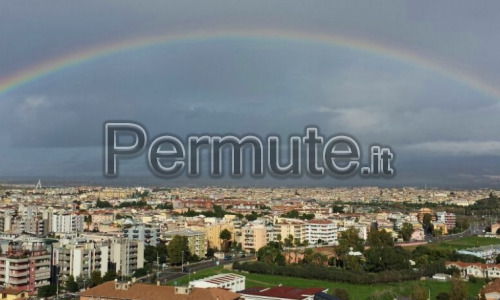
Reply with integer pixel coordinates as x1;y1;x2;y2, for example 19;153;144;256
167;267;485;299
425;236;500;251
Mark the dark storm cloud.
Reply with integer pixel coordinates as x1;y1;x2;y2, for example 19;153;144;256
1;1;500;185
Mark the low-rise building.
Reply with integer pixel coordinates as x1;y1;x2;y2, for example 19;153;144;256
190;273;245;292
480;278;500;300
446;261;500;278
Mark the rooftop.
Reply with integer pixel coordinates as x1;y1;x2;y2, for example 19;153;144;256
80;281;241;300
239;286;326;300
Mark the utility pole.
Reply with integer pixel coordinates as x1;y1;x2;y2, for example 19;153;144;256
181;250;184;273
56;266;59;300
152;249;159;278
156;251;160;283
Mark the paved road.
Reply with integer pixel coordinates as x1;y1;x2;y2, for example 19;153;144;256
138;256;255;284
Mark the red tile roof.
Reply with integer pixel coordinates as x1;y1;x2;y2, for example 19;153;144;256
79;282;241;300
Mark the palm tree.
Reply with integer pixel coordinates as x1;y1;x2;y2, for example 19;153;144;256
84;215;92;231
293;238;301;263
283;234;294;264
219;229;232;252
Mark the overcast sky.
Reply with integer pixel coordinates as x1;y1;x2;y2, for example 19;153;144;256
1;1;500;188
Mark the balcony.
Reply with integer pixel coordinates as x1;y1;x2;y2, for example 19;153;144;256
9;270;29;277
9;263;29;270
35;271;51;280
8;277;28;284
35;281;51;287
36;260;50;266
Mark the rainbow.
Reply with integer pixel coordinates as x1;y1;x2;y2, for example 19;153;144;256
0;28;498;99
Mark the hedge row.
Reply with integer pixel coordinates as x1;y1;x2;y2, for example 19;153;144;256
233;260;446;285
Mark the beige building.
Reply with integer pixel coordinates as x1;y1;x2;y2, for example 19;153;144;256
191;222;234;250
110;238;144;276
163;229;207;258
241;222;267;252
273;219;305;243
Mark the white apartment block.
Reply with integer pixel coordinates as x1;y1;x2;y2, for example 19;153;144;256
52;213;84;233
304;220;338;246
110;238;144;276
123;225;161;247
54;241;109;280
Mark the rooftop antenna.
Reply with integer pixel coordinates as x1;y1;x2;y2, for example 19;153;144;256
35;179;42;189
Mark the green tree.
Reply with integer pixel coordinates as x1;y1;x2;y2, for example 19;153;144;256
102;270;117;282
76;275;89;290
96;199;112;208
257;244;285;266
364;246;411;272
332;288;350;300
65;275;79;292
401;222;414;242
219;229;232;251
167;235;189;265
84;215;92;231
366;228;394;247
283;234;294;248
89;270;103;287
337;227;364;252
133;268;148;277
206;247;215;258
450;278;467;300
423;213;433;234
334;227;363;269
37;284;57;298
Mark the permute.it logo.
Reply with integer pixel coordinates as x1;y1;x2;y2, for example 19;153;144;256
104;122;395;179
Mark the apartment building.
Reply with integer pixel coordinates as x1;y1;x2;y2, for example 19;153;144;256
163;229;207;258
303;220;338;246
53;241;109;281
417;208;436;222
241;221;267;252
189;219;235;250
109;238;144;276
123;225;161;246
52;213;84;233
274;219;304;243
0;240;51;295
0;213;13;232
436;212;456;230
